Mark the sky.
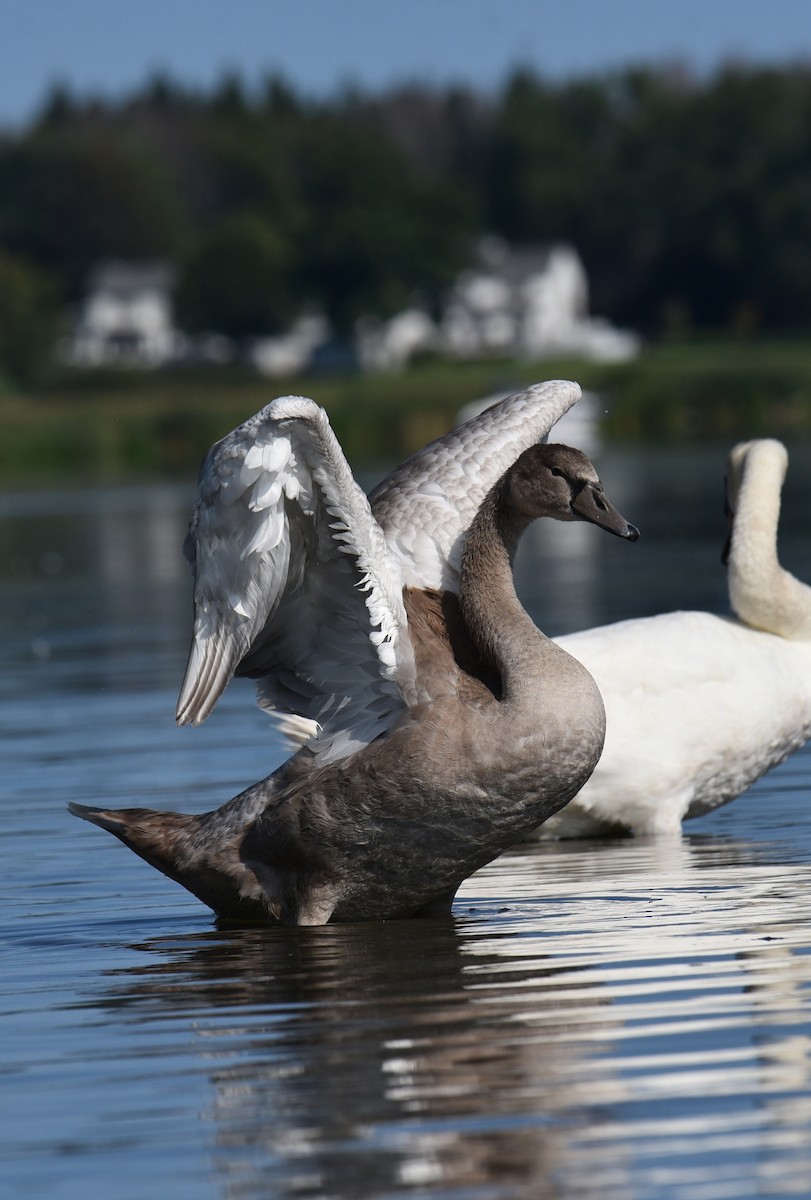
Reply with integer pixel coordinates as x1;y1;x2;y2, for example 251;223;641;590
5;0;811;127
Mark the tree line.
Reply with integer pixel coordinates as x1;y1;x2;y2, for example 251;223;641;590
2;63;811;385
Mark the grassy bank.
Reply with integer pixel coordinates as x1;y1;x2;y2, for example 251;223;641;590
3;339;811;485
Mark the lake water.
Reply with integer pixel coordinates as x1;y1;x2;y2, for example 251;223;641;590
3;439;811;1200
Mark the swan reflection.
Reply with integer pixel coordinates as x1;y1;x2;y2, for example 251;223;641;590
108;916;610;1198
91;835;811;1199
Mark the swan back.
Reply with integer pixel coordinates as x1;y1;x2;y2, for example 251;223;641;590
550;609;811;837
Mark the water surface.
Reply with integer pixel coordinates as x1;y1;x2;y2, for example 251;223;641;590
3;441;811;1200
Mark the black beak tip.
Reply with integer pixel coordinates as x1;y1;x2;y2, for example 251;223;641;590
626;523;640;542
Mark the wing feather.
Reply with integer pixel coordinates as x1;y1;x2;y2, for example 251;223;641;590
370;379;582;588
176;397;415;751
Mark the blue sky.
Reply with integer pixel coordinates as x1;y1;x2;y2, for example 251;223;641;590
5;0;811;126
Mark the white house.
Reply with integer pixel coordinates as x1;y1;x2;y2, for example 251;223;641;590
248;313;331;377
65;261;181;368
355;308;437;372
439;237;639;363
351;237;639;372
64;238;638;376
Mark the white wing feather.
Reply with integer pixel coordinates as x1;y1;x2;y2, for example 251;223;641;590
370;379;581;589
176;397;415;758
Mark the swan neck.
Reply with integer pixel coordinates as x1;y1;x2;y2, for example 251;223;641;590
459;484;552;700
729;446;811;638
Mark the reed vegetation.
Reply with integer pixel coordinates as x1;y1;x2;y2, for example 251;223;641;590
3;339;811;485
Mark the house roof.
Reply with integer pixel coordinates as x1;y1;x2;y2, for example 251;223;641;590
477;235;563;278
87;260;176;298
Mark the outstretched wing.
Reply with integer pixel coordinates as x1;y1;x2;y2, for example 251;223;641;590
176;396;416;759
369;379;582;589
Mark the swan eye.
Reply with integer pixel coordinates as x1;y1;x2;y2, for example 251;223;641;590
550;467;565;479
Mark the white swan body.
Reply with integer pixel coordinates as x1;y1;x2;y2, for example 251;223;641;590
541;438;811;838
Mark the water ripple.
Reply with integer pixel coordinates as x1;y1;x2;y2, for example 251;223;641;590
5;474;811;1199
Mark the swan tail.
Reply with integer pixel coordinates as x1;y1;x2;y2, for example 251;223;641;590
67;802;268;921
68;801;196;860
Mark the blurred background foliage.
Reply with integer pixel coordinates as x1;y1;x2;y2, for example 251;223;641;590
5;64;811;343
3;63;811;474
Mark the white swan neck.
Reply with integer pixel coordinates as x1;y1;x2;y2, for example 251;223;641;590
728;441;811;640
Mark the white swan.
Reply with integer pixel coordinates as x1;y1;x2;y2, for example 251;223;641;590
538;437;811;838
70;384;639;923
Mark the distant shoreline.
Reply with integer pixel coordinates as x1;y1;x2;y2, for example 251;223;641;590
3;339;811;486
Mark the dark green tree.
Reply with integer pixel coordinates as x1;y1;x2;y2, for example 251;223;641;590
175;211;296;337
295;113;475;329
0;131;180;297
0;252;61;386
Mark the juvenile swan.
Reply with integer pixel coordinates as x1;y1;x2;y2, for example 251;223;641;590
70;392;638;923
539;438;811;838
174;380;589;736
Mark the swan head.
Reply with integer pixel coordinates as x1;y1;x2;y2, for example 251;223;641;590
506;443;640;540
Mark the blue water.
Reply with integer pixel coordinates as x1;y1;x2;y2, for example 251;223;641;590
2;442;811;1200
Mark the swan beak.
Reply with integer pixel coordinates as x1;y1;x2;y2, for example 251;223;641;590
572;484;640;541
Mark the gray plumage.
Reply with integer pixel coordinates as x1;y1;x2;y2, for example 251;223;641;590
70;406;638;925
